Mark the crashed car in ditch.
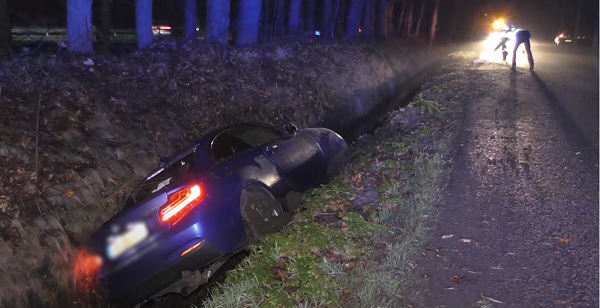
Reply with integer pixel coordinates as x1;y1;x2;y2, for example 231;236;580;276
75;122;348;305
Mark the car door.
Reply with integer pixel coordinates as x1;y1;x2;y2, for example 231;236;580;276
263;132;327;191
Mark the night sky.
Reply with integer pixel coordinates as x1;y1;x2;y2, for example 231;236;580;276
6;0;599;41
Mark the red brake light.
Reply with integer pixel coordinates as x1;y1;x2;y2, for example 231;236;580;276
160;184;204;223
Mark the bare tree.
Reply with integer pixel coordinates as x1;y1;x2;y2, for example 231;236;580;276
273;0;285;36
289;0;302;35
376;0;392;39
183;0;198;40
397;0;406;35
136;0;153;49
67;0;94;53
429;0;439;50
305;0;316;33
234;0;261;46
362;0;375;39
0;0;11;57
345;0;366;39
206;0;230;44
322;0;332;36
405;0;413;39
414;0;425;37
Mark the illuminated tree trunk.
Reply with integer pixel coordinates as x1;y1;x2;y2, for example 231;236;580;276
289;0;301;35
67;0;93;53
273;0;285;36
362;0;375;39
0;0;11;57
234;0;261;46
405;0;413;39
322;0;332;36
397;0;406;35
414;0;425;37
305;0;316;33
136;0;153;49
183;0;197;40
429;0;439;50
206;0;230;43
345;0;365;39
376;0;391;39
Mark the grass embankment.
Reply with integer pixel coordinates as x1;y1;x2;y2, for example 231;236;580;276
203;53;472;307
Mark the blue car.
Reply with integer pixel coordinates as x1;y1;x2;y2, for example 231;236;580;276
78;122;348;305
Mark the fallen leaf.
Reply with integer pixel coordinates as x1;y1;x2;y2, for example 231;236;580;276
64;188;75;198
441;234;454;240
553;237;572;244
474;241;490;248
459;238;473;243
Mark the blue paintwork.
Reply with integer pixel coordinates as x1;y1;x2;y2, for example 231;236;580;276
83;123;348;304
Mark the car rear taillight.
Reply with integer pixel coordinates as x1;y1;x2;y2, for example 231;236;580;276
160;184;205;223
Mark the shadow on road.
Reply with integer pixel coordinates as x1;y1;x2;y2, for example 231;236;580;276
528;70;597;157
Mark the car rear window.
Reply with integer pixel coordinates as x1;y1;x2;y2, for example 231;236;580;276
122;154;195;209
211;125;283;160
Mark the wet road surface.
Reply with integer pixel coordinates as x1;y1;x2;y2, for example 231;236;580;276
415;42;599;307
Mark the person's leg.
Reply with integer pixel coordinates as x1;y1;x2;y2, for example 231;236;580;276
524;39;534;69
512;40;522;68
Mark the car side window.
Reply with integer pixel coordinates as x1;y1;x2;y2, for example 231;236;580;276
211;125;284;161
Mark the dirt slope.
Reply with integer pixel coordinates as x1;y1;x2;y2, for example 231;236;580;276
413;59;599;307
0;37;436;307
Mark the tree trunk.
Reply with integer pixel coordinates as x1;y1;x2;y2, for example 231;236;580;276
376;0;389;39
322;0;332;36
0;0;11;58
414;0;425;37
398;0;406;35
183;0;197;40
67;0;94;53
405;0;413;39
306;0;316;33
345;0;365;39
429;0;439;50
136;0;153;49
289;0;302;35
362;0;375;39
386;1;395;39
97;0;111;54
273;0;285;36
206;0;230;44
234;0;261;46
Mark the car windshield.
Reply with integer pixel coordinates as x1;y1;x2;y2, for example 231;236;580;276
121;154;195;209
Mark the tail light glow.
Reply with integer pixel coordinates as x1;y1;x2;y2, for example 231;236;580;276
74;248;103;290
160;184;204;223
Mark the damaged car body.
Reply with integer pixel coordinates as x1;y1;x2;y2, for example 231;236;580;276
78;122;348;305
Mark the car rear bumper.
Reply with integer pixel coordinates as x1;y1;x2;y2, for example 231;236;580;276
100;237;224;305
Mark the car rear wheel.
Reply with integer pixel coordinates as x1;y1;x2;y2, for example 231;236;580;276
240;186;292;243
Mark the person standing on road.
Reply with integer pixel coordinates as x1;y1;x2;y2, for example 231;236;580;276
510;27;534;70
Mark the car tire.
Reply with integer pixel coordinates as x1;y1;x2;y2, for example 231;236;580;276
240;185;292;244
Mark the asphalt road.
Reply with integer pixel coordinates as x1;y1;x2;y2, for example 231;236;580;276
414;41;599;307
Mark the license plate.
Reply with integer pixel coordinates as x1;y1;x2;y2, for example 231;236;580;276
106;222;149;260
